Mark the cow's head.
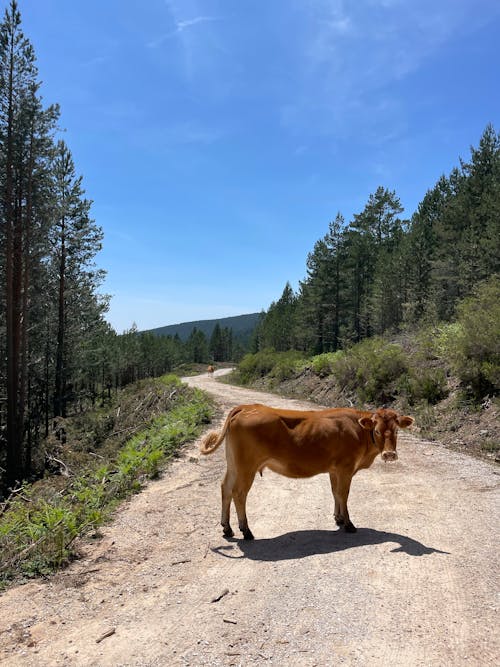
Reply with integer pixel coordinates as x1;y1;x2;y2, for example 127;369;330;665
358;408;414;462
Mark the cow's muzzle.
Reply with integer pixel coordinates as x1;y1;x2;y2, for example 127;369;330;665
381;450;398;462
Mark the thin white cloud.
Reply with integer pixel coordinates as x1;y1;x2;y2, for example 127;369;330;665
148;14;220;49
177;16;219;32
81;55;107;68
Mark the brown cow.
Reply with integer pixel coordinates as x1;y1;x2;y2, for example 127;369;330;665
200;404;414;539
207;365;215;376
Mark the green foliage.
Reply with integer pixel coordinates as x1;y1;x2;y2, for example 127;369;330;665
268;351;307;382
209;323;234;362
400;367;448;405
257;283;298;352
0;491;81;578
0;376;213;588
239;278;499;409
237;349;281;384
433;323;463;360
412;322;461;363
159;374;182;388
444;276;500;399
238;339;410;404
237;350;305;385
186;327;209;364
329;338;409;403
238;336;450;407
310;352;343;377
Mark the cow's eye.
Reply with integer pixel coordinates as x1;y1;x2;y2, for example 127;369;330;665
375;430;381;436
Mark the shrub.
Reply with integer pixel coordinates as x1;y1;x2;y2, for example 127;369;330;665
159;374;182;388
269;351;306;382
402;367;449;405
444;276;500;399
237;350;305;385
414;323;459;364
237;349;278;384
330;337;409;404
310;352;343;377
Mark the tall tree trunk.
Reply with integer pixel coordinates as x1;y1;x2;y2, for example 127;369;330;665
21;116;35;473
54;219;66;417
5;30;23;487
44;324;50;437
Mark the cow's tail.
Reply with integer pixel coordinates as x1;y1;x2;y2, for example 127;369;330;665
199;406;241;455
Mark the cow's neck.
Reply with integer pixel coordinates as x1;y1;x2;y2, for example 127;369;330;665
357;429;381;471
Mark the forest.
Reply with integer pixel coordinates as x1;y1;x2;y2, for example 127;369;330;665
1;0;499;494
253;127;499;355
0;2;237;493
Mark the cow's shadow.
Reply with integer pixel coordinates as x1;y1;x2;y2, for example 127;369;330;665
212;528;449;561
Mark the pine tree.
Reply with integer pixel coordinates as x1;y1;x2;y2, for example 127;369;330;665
404;177;450;323
414;126;500;321
323;214;347;350
293;214;348;353
260;282;297;351
187;328;209;363
220;327;233;361
209;323;224;362
342;227;372;341
351;186;403;246
347;187;405;337
458;124;500;284
0;1;58;485
49;140;104;417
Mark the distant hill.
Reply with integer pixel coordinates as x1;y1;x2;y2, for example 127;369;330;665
144;312;261;343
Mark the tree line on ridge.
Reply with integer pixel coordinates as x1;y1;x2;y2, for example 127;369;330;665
253;126;499;357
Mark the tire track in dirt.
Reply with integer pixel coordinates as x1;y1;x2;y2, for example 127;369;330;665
0;369;498;666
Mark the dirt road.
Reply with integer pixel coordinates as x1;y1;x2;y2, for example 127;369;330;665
0;370;498;666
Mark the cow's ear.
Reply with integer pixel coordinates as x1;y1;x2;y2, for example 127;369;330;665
397;415;414;428
358;416;374;430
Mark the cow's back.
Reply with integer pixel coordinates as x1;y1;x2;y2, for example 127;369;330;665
227;404;367;478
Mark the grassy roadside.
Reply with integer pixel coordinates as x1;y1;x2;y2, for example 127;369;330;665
0;375;214;590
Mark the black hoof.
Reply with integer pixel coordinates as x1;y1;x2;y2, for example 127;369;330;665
242;528;254;540
223;526;234;538
344;522;357;533
335;516;345;526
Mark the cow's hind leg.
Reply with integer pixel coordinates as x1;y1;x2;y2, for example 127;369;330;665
221;469;235;538
232;472;255;540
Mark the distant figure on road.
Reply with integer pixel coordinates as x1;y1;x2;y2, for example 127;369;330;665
207;365;215;376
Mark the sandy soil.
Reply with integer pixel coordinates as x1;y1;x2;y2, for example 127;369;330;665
0;369;498;666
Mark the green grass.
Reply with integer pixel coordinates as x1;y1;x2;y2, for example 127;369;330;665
0;377;213;588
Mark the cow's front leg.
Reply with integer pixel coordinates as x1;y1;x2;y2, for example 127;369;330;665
329;471;344;525
332;470;356;532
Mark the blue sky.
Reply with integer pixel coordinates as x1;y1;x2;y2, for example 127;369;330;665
17;0;500;332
